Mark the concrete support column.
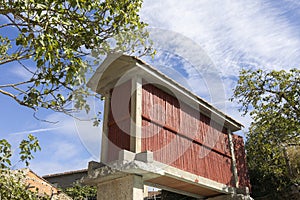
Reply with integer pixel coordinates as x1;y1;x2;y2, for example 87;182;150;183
227;129;239;188
100;92;111;163
96;175;144;200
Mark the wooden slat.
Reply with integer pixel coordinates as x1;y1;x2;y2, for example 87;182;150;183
141;83;236;185
107;81;131;162
233;135;251;189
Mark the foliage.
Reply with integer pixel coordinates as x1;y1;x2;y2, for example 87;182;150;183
0;1;151;199
0;169;49;200
0;139;12;168
63;183;97;200
0;0;152;120
0;135;44;199
232;68;300;199
0;134;41;169
286;146;300;177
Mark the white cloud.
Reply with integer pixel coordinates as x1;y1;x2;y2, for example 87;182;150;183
51;141;80;159
43;99;102;159
31;156;93;176
141;0;300;74
140;0;300;130
45;113;77;136
27;136;97;175
74;119;102;159
10;127;60;135
10;64;34;81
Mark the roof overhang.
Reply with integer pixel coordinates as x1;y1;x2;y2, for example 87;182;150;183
87;54;243;132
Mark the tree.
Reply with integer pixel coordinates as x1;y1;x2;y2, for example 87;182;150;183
63;183;97;200
0;135;49;200
232;68;300;199
0;0;152;121
0;169;50;200
1;1;151;198
0;134;41;169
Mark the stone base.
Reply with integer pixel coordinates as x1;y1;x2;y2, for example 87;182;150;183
96;175;144;200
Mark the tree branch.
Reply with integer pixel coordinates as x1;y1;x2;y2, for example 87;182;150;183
0;22;30;28
0;80;34;88
0;89;35;110
0;54;34;66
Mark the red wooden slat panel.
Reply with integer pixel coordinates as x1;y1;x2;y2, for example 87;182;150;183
142;117;234;185
106;80;249;187
141;83;237;185
106;81;132;162
233;135;251;189
107;119;131;160
142;83;231;156
109;80;131;123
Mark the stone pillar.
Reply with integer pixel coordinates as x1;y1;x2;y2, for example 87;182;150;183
96;175;144;200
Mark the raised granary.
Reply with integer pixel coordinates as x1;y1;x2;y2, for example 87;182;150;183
84;54;252;200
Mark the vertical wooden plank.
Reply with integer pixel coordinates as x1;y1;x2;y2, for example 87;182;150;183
234;135;251;188
138;83;244;186
228;129;239;188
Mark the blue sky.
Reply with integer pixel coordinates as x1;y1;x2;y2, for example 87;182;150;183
1;0;300;175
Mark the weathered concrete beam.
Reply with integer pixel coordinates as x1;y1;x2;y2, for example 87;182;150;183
84;150;235;197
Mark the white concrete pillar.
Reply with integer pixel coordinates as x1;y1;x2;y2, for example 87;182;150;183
100;92;111;163
130;76;143;153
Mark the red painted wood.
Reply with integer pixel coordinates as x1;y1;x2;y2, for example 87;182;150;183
106;80;249;188
233;135;251;189
106;81;131;162
109;80;132;123
141;83;237;186
107;119;131;162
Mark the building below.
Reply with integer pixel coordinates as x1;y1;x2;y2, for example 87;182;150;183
19;168;71;200
43;169;88;189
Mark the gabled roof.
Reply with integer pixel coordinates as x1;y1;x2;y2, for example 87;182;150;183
87;54;243;132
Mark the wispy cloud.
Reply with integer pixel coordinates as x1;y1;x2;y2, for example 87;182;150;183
9;63;34;81
44;105;102;159
74;119;101;159
14;131;97;175
141;0;300;131
30;153;93;176
141;0;300;73
10;127;60;135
